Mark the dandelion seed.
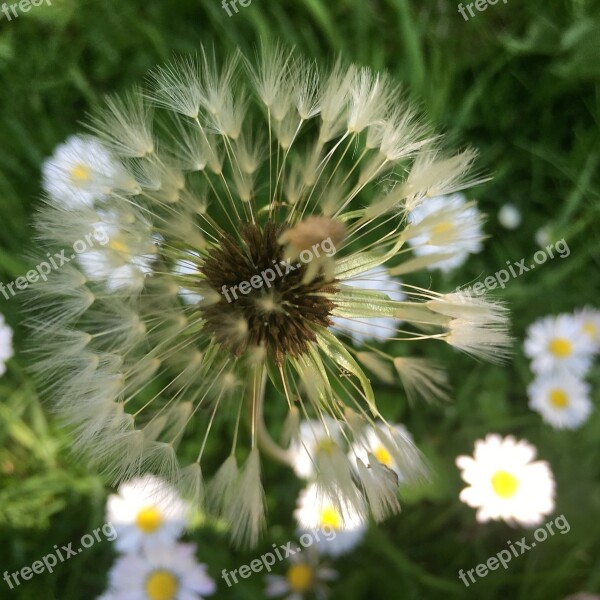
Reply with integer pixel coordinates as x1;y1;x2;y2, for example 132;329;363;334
392;357;450;403
331;267;405;343
76;210;158;293
348;421;413;481
289;417;345;479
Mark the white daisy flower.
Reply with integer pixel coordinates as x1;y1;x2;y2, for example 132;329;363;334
104;543;215;600
106;474;189;553
265;548;337;600
78;211;158;293
456;434;555;527
42;135;135;209
406;193;484;273
524;314;594;376
294;484;367;557
348;421;412;480
497;203;521;230
574;306;600;352
528;372;592;430
0;314;14;377
331;267;404;342
289;418;344;479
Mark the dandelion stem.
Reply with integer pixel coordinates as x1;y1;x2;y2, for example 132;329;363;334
252;367;293;466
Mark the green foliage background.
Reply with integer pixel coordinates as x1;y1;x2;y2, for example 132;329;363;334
1;0;599;598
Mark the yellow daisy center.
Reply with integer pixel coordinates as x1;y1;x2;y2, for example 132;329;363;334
136;506;163;533
286;563;314;593
145;570;179;600
549;389;569;409
432;221;454;235
583;322;597;338
319;505;342;530
549;338;573;357
69;163;91;184
373;445;393;467
491;470;519;499
109;239;131;254
316;438;336;455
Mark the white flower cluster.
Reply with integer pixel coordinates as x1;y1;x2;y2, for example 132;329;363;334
41;136;157;293
288;417;414;556
524;308;599;429
454;308;598;529
99;475;215;600
263;417;414;599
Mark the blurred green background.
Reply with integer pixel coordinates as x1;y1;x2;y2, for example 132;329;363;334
1;0;600;598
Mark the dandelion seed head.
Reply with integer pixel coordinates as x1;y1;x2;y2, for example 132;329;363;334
31;46;510;547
